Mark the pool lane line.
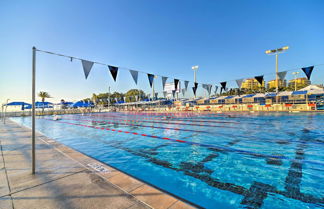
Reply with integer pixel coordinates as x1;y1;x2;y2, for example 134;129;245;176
45;119;324;167
87;114;240;124
60;118;212;134
61;115;237;129
77;113;272;127
95;113;268;126
54;116;324;147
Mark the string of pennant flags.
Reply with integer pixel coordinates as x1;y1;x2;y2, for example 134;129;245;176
36;48;322;98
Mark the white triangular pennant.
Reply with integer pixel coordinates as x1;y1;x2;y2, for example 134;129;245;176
236;79;244;89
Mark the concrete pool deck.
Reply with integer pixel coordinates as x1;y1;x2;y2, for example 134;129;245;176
0;120;196;209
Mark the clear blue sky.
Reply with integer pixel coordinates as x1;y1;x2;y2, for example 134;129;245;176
1;0;324;103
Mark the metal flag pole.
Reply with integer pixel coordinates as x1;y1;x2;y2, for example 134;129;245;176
32;46;36;174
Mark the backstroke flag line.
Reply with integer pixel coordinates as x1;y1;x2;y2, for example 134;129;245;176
108;65;118;81
302;66;314;80
129;70;139;84
37;49;321;98
81;60;94;79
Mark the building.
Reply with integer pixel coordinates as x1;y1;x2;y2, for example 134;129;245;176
241;78;265;90
267;79;286;89
288;77;311;90
164;82;181;98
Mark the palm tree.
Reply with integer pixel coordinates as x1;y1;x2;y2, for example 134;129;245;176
38;91;51;113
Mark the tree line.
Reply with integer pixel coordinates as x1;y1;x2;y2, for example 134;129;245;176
83;89;149;105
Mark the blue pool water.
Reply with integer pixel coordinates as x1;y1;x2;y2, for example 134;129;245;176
11;112;324;208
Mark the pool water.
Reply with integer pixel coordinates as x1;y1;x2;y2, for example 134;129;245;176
11;112;324;208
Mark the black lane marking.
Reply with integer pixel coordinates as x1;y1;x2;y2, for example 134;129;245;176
284;143;306;197
49;119;324;207
93;138;324;206
241;182;276;209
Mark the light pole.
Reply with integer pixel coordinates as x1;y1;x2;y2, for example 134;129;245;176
108;86;111;108
292;71;300;91
192;65;199;98
3;99;9;124
192;65;199;83
265;46;289;103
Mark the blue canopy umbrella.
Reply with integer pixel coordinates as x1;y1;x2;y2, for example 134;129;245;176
71;101;94;108
35;101;53;108
5;102;32;110
265;93;277;97
243;94;255;98
292;91;308;95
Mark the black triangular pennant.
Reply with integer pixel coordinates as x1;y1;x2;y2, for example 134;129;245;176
147;74;155;88
220;82;226;90
194;82;198;89
220;82;227;93
192;87;197;96
254;75;264;85
174;79;179;91
108;65;118;81
302;66;314;80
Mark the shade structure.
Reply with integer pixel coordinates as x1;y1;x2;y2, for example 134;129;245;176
4;102;32;110
70;101;94;108
277;91;292;96
35;102;53;108
243;94;255;98
292;91;308;95
5;102;31;106
265;92;277;97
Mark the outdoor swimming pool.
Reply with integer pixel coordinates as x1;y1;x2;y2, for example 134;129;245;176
11;112;324;208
